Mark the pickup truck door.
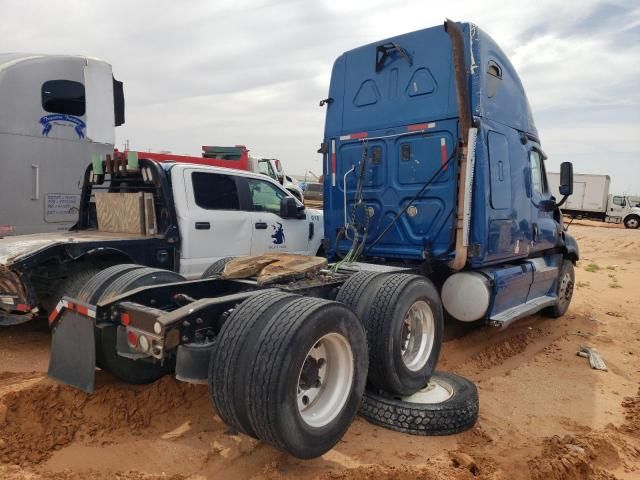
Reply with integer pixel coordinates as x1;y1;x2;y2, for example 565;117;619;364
238;177;311;255
174;167;252;279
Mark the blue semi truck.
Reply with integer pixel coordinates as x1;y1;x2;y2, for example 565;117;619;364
48;20;577;459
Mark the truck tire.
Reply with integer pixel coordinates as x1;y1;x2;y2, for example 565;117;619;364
210;290;300;436
201;257;236;278
624;215;640;229
97;267;185;303
75;264;145;304
335;271;387;319
359;371;478;435
543;259;575;318
361;274;443;396
44;267;101;313
95;267;185;384
245;297;368;459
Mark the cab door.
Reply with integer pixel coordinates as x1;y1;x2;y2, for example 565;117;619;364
527;148;559;300
239;176;310;255
609;195;627;220
175;167;252;278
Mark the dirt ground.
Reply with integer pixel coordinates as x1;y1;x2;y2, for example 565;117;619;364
1;221;638;479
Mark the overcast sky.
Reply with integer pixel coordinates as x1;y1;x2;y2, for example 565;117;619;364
3;0;639;194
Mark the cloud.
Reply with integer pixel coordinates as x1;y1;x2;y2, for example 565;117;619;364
1;0;638;192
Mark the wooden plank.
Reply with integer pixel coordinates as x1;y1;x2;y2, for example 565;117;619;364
221;254;327;285
95;192;145;234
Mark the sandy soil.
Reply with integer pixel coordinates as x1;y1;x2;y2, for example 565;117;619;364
1;221;639;479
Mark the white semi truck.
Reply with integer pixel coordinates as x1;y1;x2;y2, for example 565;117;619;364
548;172;640;228
0;54;125;236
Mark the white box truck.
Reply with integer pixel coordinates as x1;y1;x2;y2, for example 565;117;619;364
548;172;640;228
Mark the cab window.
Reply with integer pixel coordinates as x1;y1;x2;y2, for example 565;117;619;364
612;196;626;207
192;172;239;210
529;150;546;196
42;80;86;116
247;178;287;214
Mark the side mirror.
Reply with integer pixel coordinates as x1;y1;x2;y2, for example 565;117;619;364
559;162;573;196
280;196;299;219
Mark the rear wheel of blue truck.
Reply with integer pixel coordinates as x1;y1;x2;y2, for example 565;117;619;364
244;297;368;459
74;265;184;384
335;270;388;319
361;274;444;396
543;259;575;318
210;289;301;436
94;267;186;384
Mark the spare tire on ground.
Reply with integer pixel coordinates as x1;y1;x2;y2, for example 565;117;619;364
359;371;478;436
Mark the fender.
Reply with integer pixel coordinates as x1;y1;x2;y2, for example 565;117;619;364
562;231;579;262
68;246;134;263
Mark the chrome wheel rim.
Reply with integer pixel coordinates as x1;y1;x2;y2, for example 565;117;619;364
401;300;435;372
404;377;454;404
296;333;354;428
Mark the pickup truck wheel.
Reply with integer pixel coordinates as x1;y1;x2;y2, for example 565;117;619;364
335;271;387;319
75;264;145;304
543;260;575;318
210;290;300;436
362;274;443;396
201;257;236;278
245;297;368;459
95;267;185;384
624;215;640;229
359;371;478;435
97;267;185;303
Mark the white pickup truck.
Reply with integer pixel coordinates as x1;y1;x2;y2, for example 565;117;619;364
0;159;324;325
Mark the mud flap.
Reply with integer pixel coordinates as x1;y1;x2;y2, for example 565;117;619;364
48;310;96;393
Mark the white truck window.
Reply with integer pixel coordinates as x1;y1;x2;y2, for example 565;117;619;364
192;172;239;210
612;196;626;207
247;178;287;214
41;80;85;116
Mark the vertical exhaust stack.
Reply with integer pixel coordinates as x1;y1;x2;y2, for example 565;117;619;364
445;19;473;271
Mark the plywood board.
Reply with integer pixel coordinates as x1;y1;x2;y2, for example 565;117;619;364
95;192;145;234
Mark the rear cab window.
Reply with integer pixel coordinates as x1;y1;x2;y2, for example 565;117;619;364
191;172;239;210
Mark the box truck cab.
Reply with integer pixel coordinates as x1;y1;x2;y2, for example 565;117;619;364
322;20;578;327
0;54;124;236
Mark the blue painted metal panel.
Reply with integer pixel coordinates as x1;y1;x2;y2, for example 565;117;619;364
487;131;511;209
323;22;555;266
488;263;533;316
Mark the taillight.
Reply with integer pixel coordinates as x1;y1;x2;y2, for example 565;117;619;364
121;312;131;326
127;330;138;348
